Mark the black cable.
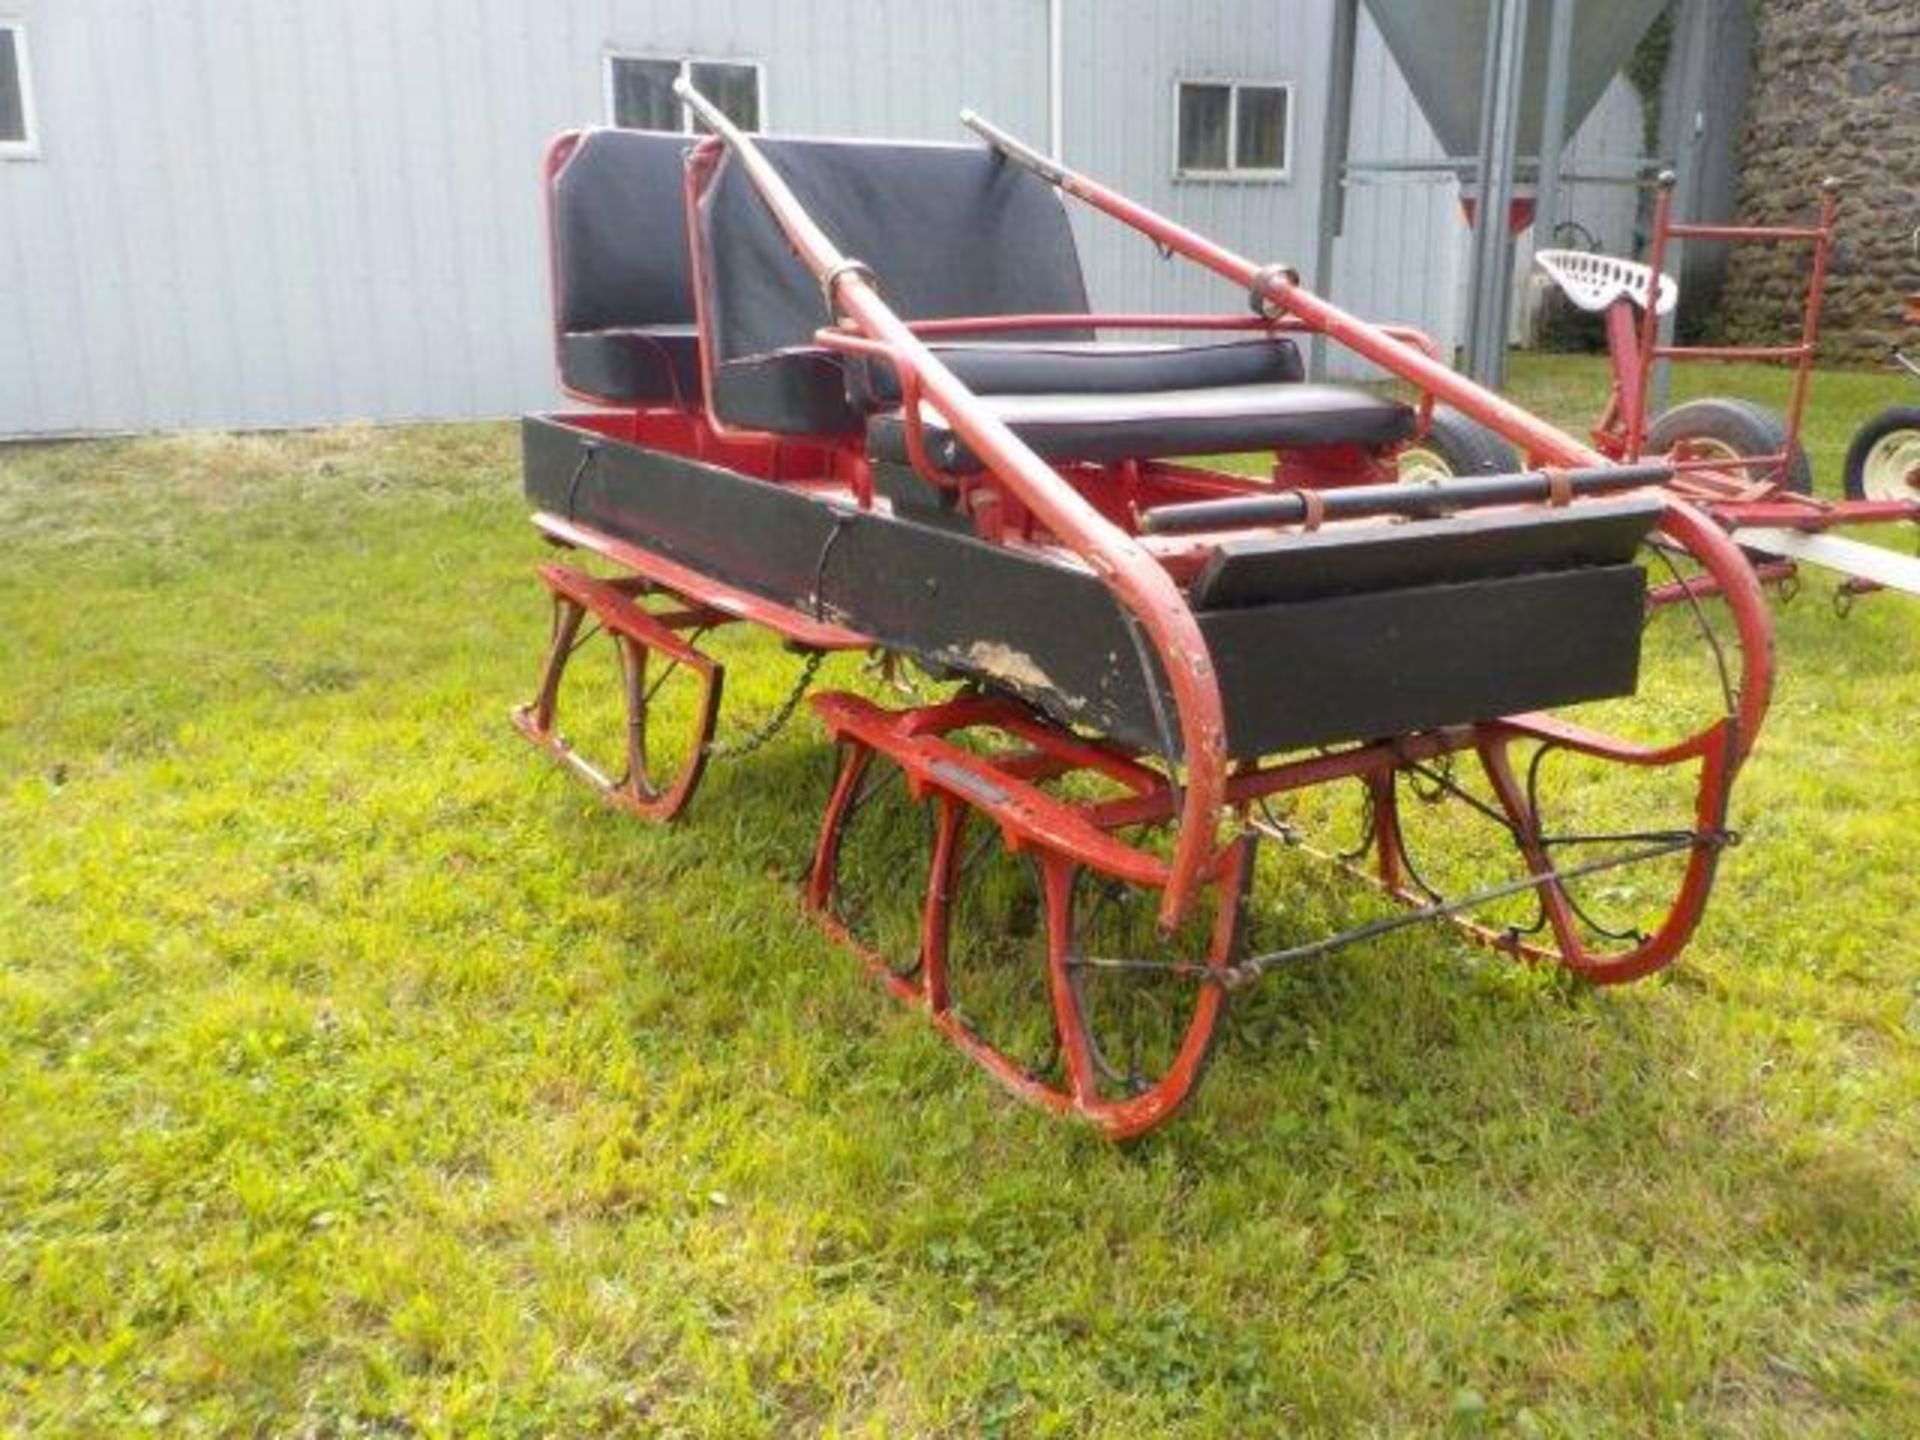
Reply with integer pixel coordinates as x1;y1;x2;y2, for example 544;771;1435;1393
810;509;856;622
1066;831;1723;985
562;441;600;522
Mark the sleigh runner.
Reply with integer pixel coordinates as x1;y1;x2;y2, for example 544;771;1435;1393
514;86;1774;1136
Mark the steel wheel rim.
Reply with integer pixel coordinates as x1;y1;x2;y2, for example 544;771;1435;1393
1681;436;1743;464
1862;429;1920;502
1397;445;1455;482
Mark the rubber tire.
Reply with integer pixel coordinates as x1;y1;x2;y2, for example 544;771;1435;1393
1841;405;1920;502
1398;406;1523;479
1647;397;1814;496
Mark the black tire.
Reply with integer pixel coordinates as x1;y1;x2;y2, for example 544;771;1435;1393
1397;406;1523;479
1841;405;1920;503
1647;397;1814;495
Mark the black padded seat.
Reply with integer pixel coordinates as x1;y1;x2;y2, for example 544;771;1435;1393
868;384;1419;473
849;336;1305;408
699;137;1098;434
559;325;702;406
550;129;699;407
713;346;868;436
697;137;1409;458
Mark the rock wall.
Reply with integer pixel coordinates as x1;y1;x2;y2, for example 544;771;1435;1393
1716;0;1920;362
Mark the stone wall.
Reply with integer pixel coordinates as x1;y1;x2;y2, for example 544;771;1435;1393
1717;0;1920;362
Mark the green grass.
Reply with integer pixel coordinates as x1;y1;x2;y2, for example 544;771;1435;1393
2;357;1917;1436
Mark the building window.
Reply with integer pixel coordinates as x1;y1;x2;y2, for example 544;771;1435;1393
606;55;762;134
0;22;37;157
1175;80;1290;179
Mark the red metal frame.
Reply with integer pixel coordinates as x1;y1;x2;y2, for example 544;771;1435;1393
947;112;1772;756
512;563;726;821
801;685;1741;1138
1600;177;1839;477
1571;176;1920;601
806;692;1242;1139
509;98;1786;1135
680;126;1241;929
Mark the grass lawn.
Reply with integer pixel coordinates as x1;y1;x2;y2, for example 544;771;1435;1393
2;355;1917;1436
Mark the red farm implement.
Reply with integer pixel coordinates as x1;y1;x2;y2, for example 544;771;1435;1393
512;87;1775;1138
1535;175;1920;608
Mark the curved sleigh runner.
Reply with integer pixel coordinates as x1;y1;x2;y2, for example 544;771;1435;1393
513;88;1777;1137
511;563;725;821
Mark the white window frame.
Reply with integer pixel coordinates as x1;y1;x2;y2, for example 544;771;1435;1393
0;20;39;160
1172;78;1292;183
602;52;768;135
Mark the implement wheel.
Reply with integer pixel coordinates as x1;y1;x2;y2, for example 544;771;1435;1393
1649;397;1813;496
1842;406;1920;503
1397;406;1523;480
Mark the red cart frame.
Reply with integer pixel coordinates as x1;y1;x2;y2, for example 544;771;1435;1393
511;92;1780;1136
1544;173;1920;605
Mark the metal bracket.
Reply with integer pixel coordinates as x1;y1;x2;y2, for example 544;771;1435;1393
1247;262;1301;319
820;258;879;322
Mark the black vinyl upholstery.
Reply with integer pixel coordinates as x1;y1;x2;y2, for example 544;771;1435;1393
695;134;1417;460
867;384;1420;473
848;336;1305;408
549;127;1422;461
550;129;698;405
712;346;866;436
698;137;1093;433
559;327;702;408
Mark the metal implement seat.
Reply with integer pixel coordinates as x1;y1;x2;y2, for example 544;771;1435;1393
1535;248;1678;316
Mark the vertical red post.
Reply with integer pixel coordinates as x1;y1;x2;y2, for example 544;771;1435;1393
1629;174;1678;462
1784;180;1840;455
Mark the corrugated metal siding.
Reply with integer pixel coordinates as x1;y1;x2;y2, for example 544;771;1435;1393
1328;7;1465;377
1558;75;1646;257
1332;19;1649;373
1059;0;1336;320
0;0;1048;436
0;0;1648;436
1513;76;1649;337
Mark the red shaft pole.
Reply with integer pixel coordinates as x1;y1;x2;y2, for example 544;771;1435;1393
678;85;1229;930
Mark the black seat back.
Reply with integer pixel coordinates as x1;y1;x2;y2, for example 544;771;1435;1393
698;137;1095;433
550;128;695;334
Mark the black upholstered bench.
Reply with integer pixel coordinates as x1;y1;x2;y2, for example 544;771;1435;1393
549;129;702;407
695;135;1417;457
867;383;1418;473
849;335;1305;407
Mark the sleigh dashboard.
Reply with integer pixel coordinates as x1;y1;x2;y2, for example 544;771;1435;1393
526;411;1653;757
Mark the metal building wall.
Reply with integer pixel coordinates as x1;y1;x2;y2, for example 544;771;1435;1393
1058;0;1339;322
0;0;1048;436
1328;7;1467;376
0;0;1646;436
1559;76;1648;258
1332;16;1648;374
1511;75;1650;339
